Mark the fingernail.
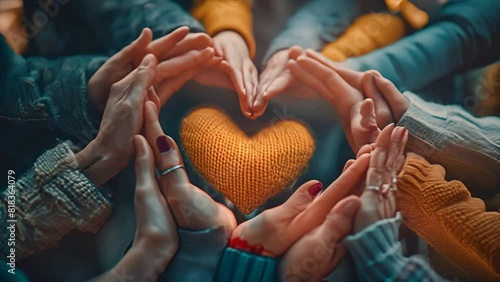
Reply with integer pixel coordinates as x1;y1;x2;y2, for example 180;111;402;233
156;135;171;153
141;55;152;66
251;244;264;255
308;182;323;197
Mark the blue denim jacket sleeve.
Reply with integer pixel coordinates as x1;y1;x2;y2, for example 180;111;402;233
341;0;500;92
80;0;205;53
0;35;104;143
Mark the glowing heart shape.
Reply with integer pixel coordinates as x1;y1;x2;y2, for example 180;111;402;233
180;107;315;214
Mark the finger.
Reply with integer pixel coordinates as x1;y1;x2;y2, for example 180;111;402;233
362;72;393;127
288;45;304;60
123;54;158;101
161;32;212;59
279;180;323;218
305;48;364;91
366;124;395;188
373;75;405;119
143;101;189;184
143;26;190;61
133;135;162;226
261;70;294;99
350;98;380;152
356;143;376;159
386;127;406;171
323;196;361;244
342;159;355;173
156;67;200;105
156;47;214;80
288;60;331;99
111;28;153;65
300;154;370;226
147;86;161;111
243;64;257;101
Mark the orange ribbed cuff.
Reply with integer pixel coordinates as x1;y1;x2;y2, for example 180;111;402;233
192;0;255;58
397;153;500;280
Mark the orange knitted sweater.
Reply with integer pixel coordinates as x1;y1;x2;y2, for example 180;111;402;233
397;153;500;281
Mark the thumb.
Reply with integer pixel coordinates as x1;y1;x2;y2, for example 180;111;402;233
323;196;361;241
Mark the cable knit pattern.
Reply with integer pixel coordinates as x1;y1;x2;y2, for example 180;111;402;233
0;142;112;259
180;107;315;214
397;153;500;280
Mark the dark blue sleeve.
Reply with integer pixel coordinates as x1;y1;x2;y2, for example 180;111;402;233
0;35;104;143
80;0;205;53
341;0;500;92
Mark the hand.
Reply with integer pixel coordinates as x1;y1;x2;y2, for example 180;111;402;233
252;47;312;118
88;27;220;112
212;31;258;118
354;123;408;233
142;100;237;231
77;55;158;186
229;154;371;257
90;135;178;282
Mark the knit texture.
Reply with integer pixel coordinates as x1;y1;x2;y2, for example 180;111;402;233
397;153;500;280
322;13;407;62
0;141;112;259
192;0;256;58
180;107;315;214
215;247;277;282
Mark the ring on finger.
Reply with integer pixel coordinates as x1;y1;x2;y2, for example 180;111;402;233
159;164;184;176
365;185;381;192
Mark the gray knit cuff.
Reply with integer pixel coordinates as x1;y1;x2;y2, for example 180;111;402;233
2;141;111;258
343;213;405;274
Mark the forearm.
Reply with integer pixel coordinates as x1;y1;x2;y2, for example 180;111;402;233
343;213;442;281
81;0;204;52
0;142;112;259
398;92;500;198
192;0;255;58
0;36;103;143
262;0;365;65
342;0;500;91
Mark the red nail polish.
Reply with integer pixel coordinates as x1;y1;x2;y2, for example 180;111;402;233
308;182;323;197
156;135;171;153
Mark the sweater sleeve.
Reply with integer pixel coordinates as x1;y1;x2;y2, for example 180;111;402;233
0;141;112;259
192;0;256;58
0;35;103;143
397;153;500;280
262;0;367;65
341;0;500;92
79;0;205;53
343;213;443;282
398;92;500;199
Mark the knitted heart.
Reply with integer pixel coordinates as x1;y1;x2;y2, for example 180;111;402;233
180;107;315;214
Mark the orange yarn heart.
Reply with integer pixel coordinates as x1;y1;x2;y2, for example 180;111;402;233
180;107;315;214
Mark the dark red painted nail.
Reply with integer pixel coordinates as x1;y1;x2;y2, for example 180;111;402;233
156;135;171;153
308;182;323;197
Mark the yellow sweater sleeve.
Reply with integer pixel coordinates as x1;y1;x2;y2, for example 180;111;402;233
321;13;406;62
192;0;255;58
397;153;500;280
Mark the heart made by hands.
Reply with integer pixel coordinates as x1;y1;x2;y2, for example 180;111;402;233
180;107;315;214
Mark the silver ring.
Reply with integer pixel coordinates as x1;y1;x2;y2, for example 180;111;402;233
159;165;184;176
365;185;380;192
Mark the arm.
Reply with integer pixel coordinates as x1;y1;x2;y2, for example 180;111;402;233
0;35;102;143
398;92;500;199
343;214;443;282
192;0;255;58
79;0;204;52
0;141;112;259
342;0;500;91
262;0;368;65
